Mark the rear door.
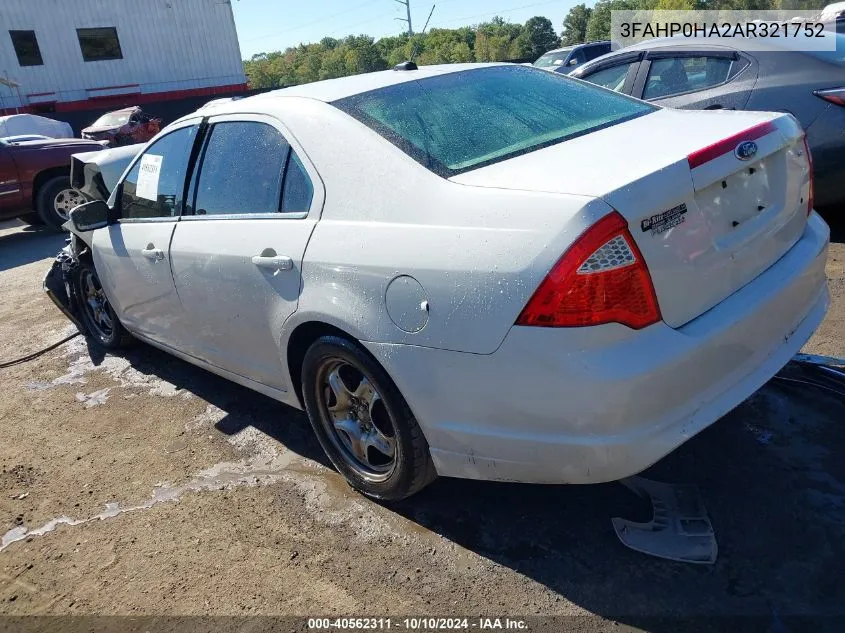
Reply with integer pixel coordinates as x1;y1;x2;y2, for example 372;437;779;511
634;50;758;110
168;114;323;390
92;121;199;344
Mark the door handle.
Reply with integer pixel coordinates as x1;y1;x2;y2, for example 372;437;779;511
141;247;164;261
252;254;293;271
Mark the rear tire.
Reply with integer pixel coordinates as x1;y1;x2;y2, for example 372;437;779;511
301;335;436;501
73;261;133;350
36;175;87;231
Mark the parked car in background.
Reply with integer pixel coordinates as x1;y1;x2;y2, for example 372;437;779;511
0;136;106;229
81;106;161;146
48;64;827;501
571;32;845;207
0;114;73;141
533;41;612;73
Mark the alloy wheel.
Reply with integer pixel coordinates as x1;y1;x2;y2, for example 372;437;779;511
316;359;398;481
80;269;114;339
53;188;86;221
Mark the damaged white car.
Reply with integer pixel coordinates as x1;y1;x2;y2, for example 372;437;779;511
46;63;829;501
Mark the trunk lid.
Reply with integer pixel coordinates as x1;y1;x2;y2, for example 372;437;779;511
451;108;811;328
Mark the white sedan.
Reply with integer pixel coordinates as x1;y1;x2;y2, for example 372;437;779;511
48;63;829;501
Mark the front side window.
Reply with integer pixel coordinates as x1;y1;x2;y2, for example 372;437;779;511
77;27;123;62
582;62;636;92
333;65;655;177
193;121;291;216
120;125;197;220
9;31;43;66
566;49;587;67
643;56;733;100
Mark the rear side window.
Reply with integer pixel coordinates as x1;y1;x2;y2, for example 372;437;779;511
582;62;636;92
643;56;734;100
191;120;313;216
120;125;197;220
333;65;654;177
193;121;289;216
282;152;314;213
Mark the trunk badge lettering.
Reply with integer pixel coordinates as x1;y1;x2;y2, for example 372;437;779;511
641;203;688;236
735;141;758;161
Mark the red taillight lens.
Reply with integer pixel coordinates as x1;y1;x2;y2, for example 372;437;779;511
802;135;814;216
814;87;845;107
516;211;662;329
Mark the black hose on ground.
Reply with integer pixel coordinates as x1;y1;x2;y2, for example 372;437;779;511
0;332;81;369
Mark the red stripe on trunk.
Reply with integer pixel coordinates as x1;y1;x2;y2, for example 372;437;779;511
687;121;777;169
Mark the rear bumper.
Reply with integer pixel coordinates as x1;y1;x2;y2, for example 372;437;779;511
364;213;830;484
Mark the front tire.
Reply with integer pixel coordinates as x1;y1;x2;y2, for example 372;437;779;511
73;261;132;349
301;336;436;501
36;175;87;231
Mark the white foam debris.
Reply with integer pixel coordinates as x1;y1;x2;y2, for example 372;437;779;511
75;387;111;408
26;335;191;398
0;449;299;553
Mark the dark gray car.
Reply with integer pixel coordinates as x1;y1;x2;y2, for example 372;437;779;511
533;41;612;73
570;34;845;207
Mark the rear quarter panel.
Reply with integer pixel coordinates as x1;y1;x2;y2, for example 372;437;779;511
268;97;610;355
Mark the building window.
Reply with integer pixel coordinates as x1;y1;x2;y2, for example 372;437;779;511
77;27;123;62
9;30;43;66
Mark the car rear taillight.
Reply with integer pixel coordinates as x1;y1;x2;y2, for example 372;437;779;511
802;134;814;216
516;211;661;329
814;87;845;106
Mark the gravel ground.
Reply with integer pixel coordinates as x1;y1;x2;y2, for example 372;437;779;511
0;213;843;632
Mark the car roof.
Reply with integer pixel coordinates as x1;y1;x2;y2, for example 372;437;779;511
250;63;506;103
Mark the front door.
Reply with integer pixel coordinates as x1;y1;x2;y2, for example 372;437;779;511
168;114;322;390
92;122;199;344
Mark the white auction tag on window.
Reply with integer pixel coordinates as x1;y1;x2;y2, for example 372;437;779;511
136;154;163;201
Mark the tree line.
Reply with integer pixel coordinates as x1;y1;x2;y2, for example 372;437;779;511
244;0;825;89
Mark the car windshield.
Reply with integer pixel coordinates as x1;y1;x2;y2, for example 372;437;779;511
92;111;132;127
533;49;571;67
332;65;655;177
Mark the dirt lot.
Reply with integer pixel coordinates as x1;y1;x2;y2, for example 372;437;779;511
0;215;843;632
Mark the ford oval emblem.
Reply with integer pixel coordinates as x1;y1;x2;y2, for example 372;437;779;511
735;140;758;161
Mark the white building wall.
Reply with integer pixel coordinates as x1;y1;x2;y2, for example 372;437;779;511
0;0;245;109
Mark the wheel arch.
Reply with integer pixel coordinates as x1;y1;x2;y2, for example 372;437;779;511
32;166;70;199
285;320;357;409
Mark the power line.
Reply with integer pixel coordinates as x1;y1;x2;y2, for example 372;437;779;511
243;0;381;43
438;0;563;26
394;0;413;35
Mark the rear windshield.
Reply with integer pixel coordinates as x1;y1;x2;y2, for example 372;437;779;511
332;65;655;177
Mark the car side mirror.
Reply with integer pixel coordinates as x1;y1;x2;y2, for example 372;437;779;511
69;200;109;232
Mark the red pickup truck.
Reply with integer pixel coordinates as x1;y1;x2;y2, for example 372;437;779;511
0;136;107;231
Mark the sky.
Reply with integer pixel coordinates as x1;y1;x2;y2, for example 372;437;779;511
231;0;578;59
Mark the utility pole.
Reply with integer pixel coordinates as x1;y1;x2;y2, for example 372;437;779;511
394;0;413;35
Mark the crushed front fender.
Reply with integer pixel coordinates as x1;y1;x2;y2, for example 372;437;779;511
43;246;83;331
